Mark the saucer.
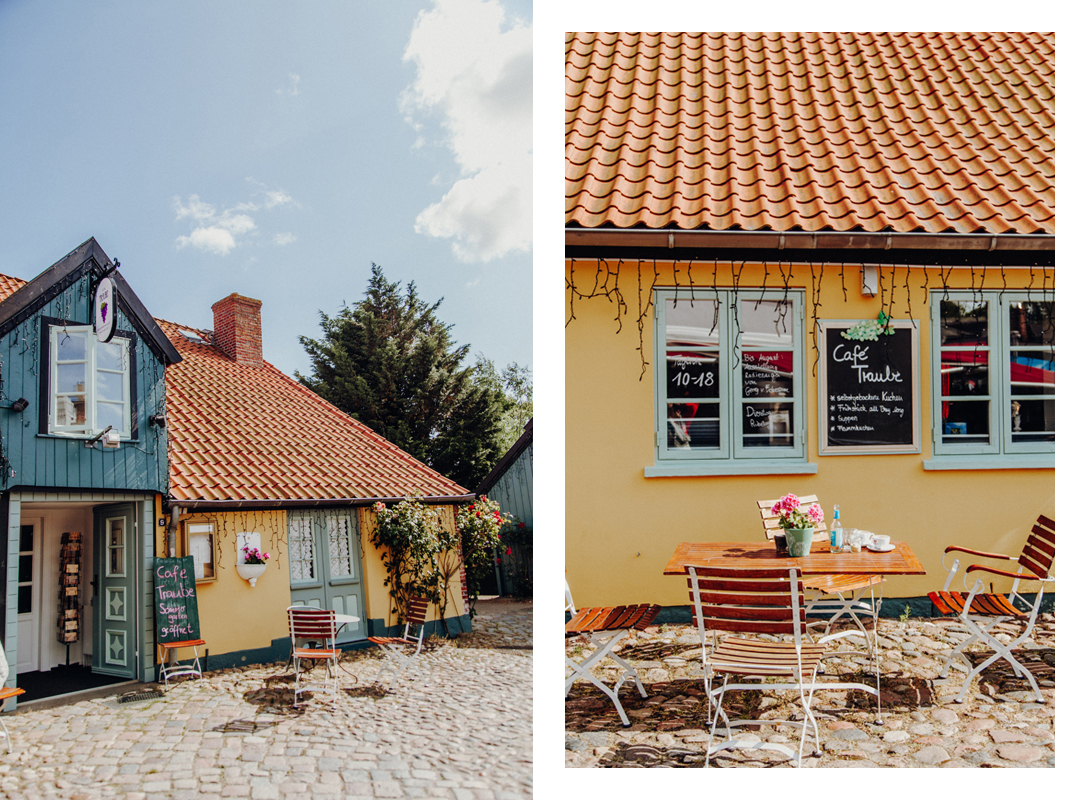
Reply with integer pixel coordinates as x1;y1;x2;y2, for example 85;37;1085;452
867;543;895;553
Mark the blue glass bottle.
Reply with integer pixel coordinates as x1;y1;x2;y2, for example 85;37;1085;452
830;505;843;552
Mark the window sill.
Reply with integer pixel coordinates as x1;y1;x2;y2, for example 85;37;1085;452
645;461;818;477
37;433;134;442
922;456;1054;471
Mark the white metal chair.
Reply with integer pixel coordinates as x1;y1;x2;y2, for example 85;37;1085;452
0;686;22;754
157;638;206;689
757;495;884;648
366;595;429;691
564;578;661;727
758;495;884;721
928;515;1055;703
687;564;877;766
287;607;342;706
0;641;23;753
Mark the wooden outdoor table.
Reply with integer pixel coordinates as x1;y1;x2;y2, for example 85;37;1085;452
663;539;926;576
664;539;925;726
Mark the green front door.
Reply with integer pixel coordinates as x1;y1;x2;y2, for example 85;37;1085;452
92;504;138;678
287;509;366;643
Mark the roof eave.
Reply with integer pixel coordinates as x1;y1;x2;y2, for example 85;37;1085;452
477;418;533;495
168;493;476;512
565;229;1055;253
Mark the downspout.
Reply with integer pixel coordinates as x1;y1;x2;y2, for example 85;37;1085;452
166;506;180;557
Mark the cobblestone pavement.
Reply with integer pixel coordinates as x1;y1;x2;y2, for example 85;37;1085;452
565;614;1054;768
1;599;532;798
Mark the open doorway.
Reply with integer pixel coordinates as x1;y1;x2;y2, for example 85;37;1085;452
14;503;133;701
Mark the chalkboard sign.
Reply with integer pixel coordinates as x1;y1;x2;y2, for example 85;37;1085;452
819;320;920;454
153;557;201;643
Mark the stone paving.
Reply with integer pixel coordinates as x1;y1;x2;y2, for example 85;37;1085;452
565;613;1054;768
1;599;532;798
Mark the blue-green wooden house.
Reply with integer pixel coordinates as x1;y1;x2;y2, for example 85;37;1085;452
477;418;532;595
0;238;181;702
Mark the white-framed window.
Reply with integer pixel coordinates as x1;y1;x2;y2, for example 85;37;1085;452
185;521;216;582
47;324;133;438
930;290;1054;461
650;288;810;475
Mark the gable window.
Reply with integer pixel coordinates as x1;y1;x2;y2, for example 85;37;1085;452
927;291;1054;467
45;324;134;438
648;288;813;476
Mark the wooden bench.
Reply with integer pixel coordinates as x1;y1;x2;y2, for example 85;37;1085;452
564;590;661;727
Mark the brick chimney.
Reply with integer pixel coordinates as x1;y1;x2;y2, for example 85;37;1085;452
211;293;263;367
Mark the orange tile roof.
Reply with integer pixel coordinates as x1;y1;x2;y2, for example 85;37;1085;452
159;318;468;502
566;32;1054;235
0;273;26;302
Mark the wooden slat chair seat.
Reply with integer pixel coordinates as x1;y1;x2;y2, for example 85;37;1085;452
687;565;830;767
927;515;1055;704
287;607;342;707
709;637;827;677
564;579;661;727
366;595;429;691
157;638;206;689
0;686;25;753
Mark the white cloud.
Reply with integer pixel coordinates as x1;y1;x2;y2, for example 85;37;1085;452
175;226;238;257
172;185;294;255
402;0;531;263
277;73;301;96
273;233;297;246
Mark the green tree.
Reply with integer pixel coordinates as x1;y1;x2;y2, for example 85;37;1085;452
297;264;510;489
474;354;533;450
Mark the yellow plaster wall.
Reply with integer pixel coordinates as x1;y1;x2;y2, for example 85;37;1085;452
165;510;293;657
358;504;466;628
565;259;1055;608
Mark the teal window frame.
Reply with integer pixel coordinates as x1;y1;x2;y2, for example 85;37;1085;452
927;290;1054;467
648;288;814;477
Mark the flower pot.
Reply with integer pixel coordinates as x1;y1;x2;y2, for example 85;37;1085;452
783;527;815;557
236;563;266;587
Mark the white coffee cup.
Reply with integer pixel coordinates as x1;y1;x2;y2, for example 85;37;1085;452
872;534;890;549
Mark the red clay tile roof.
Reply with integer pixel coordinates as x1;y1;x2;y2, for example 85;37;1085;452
0;273;26;302
159;318;468;502
566;32;1054;235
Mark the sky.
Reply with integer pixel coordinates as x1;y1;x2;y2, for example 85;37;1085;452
0;0;532;381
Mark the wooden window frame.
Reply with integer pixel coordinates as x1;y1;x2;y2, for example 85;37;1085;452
41;321;137;440
928;290;1054;465
647;288;813;477
184;520;217;583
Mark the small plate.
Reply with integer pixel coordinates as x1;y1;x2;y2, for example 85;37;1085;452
867;543;895;553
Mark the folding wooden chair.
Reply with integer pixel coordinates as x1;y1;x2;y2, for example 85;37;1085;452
366;595;429;691
287;607;342;706
564;578;661;727
687;564;835;766
757;496;884;646
0;686;25;753
157;639;206;689
928;515;1055;703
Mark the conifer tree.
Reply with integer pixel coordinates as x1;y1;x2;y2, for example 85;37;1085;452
297;264;510;489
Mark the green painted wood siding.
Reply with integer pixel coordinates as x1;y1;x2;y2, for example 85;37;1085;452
488;441;532;527
0;275;169;494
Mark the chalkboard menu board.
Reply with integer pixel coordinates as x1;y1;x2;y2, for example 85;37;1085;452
819;320;920;454
153;557;201;643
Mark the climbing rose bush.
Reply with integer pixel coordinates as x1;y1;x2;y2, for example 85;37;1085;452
371;496;456;622
456;496;510;612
